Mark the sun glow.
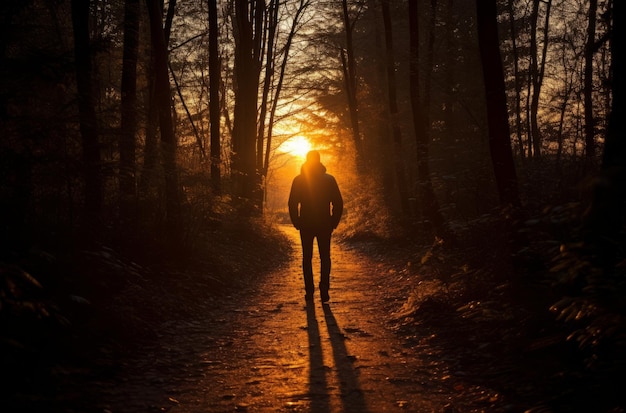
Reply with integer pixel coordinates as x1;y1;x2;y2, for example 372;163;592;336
279;135;312;160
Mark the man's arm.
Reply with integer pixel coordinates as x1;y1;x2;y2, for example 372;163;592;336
330;177;343;229
288;178;301;230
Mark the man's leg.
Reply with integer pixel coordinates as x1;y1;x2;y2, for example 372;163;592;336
300;230;315;299
317;230;332;302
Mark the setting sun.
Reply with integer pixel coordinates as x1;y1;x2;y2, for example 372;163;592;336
279;135;312;159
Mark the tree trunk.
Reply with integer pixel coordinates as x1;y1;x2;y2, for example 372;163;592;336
424;0;436;130
120;0;139;219
408;0;446;235
381;0;409;215
232;0;263;210
584;1;626;265
140;0;175;198
208;0;221;191
525;59;533;158
584;0;598;160
442;0;457;150
146;0;182;240
257;0;279;172
600;1;624;170
476;0;520;208
374;22;396;202
71;0;102;223
139;77;159;194
537;0;551;153
507;0;524;160
341;0;364;168
528;0;539;158
529;0;551;158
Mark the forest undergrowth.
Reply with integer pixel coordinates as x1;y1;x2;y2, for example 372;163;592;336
2;169;625;412
0;204;292;409
333;161;626;412
379;207;626;411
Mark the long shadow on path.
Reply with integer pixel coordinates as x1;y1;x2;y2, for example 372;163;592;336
307;301;331;412
322;303;370;413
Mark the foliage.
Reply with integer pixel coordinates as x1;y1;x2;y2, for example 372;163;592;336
549;242;626;371
334;171;398;242
506;194;626;409
0;0;623;409
0;243;144;362
0;203;292;409
377;149;624;409
0;262;62;339
515;193;626;374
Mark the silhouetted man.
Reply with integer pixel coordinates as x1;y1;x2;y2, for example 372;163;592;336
288;150;343;302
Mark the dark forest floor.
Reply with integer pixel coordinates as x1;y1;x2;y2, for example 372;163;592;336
1;219;624;412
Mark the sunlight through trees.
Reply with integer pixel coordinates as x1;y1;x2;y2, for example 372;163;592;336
1;1;625;409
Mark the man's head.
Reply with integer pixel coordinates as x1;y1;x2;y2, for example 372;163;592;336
306;150;320;164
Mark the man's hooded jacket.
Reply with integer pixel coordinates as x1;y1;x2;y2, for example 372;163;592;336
288;159;343;232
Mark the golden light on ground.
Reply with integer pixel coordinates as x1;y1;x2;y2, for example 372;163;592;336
278;135;312;160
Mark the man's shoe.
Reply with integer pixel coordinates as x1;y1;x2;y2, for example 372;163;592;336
320;290;330;303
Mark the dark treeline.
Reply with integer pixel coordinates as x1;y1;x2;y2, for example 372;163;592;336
1;0;624;410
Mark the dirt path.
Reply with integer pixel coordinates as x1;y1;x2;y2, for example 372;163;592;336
92;226;484;413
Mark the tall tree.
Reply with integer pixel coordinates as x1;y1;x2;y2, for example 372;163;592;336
146;0;182;239
139;81;159;194
408;0;445;234
584;0;625;264
441;0;457;151
71;0;102;222
208;0;221;191
381;0;409;215
232;0;263;208
424;0;436;131
476;0;520;207
341;0;364;168
507;0;524;160
528;0;552;158
120;0;140;218
141;0;177;196
583;0;598;160
257;0;279;173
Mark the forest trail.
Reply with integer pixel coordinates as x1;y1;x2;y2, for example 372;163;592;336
91;226;489;413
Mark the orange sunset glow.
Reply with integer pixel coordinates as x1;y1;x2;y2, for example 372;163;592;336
2;1;622;412
278;135;312;160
